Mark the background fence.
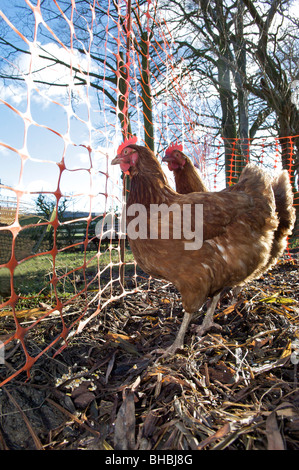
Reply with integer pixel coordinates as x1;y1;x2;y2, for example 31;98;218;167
0;0;298;387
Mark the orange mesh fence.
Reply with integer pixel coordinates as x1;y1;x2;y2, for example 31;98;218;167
0;1;298;386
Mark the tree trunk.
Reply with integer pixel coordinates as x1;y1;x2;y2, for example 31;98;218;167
241;0;299;240
217;57;238;185
140;32;154;152
278;112;299;242
234;0;249;176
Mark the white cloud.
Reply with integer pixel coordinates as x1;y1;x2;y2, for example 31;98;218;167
0;41;93;108
24;178;55;193
0;41;124;213
0;144;11;156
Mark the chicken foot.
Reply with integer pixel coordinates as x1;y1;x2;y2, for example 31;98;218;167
154;292;222;358
195;292;222;337
164;311;193;355
151;310;193;358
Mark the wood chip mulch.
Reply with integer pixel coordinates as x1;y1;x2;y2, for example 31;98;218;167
0;255;298;450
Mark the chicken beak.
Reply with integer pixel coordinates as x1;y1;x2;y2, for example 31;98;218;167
162;155;171;163
111;154;122;165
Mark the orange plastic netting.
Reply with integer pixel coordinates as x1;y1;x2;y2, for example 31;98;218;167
0;0;297;386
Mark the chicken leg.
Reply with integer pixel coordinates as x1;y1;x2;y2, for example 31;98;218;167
195;292;222;337
164;310;193;355
150;311;193;358
158;293;221;357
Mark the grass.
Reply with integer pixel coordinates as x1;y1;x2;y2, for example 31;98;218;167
289;236;299;250
0;247;134;304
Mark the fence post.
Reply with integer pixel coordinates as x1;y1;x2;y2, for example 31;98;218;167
120;0;132;293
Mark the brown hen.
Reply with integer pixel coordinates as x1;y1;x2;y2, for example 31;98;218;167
163;143;208;194
163;144;296;273
112;140;278;355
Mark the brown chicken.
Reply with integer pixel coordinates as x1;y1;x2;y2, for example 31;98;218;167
162;144;296;272
163;143;208;193
111;138;278;355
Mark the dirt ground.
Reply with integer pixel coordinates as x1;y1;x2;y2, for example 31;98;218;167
0;254;298;450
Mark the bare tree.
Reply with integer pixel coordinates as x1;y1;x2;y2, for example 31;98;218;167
157;0;298;232
159;0;266;182
240;0;299;232
0;0;168;152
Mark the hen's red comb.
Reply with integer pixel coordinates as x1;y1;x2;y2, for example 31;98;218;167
165;142;183;156
117;136;138;154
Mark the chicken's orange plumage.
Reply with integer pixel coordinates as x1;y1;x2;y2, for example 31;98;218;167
112;142;279;354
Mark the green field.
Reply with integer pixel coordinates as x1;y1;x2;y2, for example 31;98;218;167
0;248;134;303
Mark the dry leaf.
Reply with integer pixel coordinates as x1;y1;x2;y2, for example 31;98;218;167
98;400;114;418
200;361;236;385
275;402;299;419
107;332;132;341
0;307;46;319
71;382;95;409
107;332;140;356
114;391;136;450
259;295;295;305
105;352;116;384
221;303;238;315
280;340;292;360
131;375;141;392
197;422;231;450
266;412;285;450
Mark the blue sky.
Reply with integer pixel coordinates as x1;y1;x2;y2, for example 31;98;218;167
2;0;296;219
0;1;124;215
0;0;209;219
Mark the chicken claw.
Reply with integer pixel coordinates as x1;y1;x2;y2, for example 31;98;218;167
195;292;222;337
195;320;222;337
149;311;193;359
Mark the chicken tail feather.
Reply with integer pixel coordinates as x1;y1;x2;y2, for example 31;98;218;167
265;170;296;268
